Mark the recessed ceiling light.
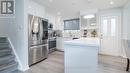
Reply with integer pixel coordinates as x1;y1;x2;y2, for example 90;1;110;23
49;0;53;2
110;1;114;5
83;14;95;19
87;0;91;2
57;12;61;15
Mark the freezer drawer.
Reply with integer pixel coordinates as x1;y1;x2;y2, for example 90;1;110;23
29;44;48;66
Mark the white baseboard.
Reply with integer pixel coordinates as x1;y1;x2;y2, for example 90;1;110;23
19;66;29;71
99;52;127;58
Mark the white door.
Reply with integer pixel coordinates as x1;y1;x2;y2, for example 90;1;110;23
100;16;121;56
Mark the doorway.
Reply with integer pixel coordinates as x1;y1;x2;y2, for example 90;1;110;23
99;16;122;56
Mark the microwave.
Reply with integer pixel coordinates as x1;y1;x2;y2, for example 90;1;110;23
48;23;53;30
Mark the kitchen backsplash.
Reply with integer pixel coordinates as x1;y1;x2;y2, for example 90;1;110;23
63;30;98;38
63;30;82;38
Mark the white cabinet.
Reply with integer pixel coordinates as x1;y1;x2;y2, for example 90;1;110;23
80;15;97;30
80;15;99;37
54;16;63;30
64;38;99;73
56;37;64;51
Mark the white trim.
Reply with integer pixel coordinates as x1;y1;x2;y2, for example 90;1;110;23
19;66;29;71
8;38;29;71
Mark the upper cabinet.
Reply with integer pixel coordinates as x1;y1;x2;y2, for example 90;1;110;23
80;9;98;30
80;14;97;30
80;13;99;37
54;16;64;30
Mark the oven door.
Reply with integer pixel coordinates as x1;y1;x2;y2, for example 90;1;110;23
49;40;56;49
49;38;56;53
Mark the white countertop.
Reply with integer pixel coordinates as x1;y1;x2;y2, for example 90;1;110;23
64;38;100;47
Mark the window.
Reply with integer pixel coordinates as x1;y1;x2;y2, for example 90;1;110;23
101;16;117;37
64;18;80;30
102;19;108;36
111;18;116;36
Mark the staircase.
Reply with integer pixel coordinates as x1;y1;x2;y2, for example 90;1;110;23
0;37;18;73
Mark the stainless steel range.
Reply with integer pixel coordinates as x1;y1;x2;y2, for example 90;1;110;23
28;14;48;66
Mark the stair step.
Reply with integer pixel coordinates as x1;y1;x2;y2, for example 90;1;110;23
0;55;15;64
0;37;18;73
0;37;7;39
10;70;22;73
0;47;10;50
0;61;18;73
0;43;9;48
0;37;7;43
0;49;12;57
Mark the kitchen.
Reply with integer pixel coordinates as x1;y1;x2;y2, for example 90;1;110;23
18;0;130;73
0;0;130;73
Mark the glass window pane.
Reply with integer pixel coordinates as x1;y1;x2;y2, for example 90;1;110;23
102;19;108;36
64;19;79;30
111;18;116;36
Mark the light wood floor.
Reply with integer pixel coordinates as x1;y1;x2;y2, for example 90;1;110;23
19;51;129;73
24;51;64;73
98;54;129;73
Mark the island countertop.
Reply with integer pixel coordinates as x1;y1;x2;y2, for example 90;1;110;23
64;38;100;47
64;38;99;73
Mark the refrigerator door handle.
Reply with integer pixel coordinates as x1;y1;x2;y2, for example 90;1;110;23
30;44;48;48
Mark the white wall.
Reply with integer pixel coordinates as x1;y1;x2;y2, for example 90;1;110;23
8;0;29;71
28;0;45;18
0;18;13;37
28;0;56;26
121;1;130;58
123;1;130;40
45;11;56;25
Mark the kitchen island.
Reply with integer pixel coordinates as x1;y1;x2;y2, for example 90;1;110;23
64;38;100;73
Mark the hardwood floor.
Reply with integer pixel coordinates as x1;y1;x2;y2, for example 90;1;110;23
24;52;64;73
98;54;129;73
19;51;129;73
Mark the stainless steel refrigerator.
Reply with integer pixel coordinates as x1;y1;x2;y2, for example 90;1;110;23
28;14;48;66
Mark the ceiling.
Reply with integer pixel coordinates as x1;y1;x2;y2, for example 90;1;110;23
33;0;129;19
